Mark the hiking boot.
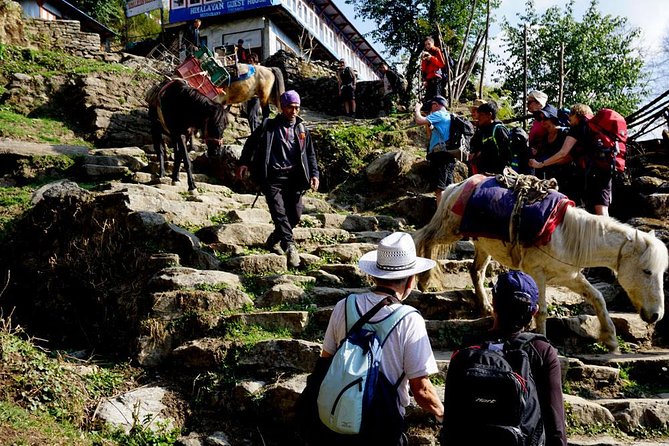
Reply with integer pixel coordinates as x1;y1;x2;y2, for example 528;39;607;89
286;244;300;268
266;234;284;255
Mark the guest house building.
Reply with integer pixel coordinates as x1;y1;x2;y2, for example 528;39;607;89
167;0;385;80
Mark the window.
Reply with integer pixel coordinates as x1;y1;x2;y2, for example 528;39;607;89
172;0;186;8
189;0;202;5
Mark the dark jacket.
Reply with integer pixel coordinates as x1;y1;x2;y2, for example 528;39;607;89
240;115;319;191
470;121;511;174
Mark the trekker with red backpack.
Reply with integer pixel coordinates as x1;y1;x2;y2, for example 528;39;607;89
529;103;627;216
441;271;566;446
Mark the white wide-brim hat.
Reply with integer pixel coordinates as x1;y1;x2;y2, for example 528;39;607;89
358;232;436;280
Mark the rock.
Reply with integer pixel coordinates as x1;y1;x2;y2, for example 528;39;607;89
152;289;252;319
564;394;616;426
383;195;436;227
611;313;654;345
320;264;369;287
598;399;669;433
308;287;367;306
231;379;267;413
223;311;309;334
226;208;272;224
224;253;287;275
205;432;232;446
644;193;669;219
171;337;231;369
366;150;415;183
308;270;343;287
425;318;494;349
313;242;376;263
255;283;306;308
236;339;321;373
210;223;274;247
261;373;308;424
176;432;205;446
149;267;242;291
97;386;186;434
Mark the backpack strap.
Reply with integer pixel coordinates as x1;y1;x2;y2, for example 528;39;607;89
344;294;395;334
505;332;547;367
344;295;418;347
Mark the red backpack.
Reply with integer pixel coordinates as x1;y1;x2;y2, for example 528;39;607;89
586;108;627;172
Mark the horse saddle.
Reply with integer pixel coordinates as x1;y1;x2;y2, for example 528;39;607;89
226;63;256;84
458;176;573;246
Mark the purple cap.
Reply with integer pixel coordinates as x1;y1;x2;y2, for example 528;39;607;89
280;90;301;107
492;270;539;313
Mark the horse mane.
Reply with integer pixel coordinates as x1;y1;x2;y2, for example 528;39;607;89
560;206;668;270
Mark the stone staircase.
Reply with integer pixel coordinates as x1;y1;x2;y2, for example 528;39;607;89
3;125;669;444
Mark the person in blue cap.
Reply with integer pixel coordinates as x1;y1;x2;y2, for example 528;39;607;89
237;90;319;267
442;271;567;446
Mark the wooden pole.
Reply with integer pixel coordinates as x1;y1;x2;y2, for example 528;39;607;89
435;22;451;108
478;0;491;99
558;42;565;109
523;24;528;130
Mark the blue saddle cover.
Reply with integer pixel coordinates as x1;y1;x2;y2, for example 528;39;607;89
459;177;566;245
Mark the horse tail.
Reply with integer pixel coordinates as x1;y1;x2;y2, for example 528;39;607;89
270;67;285;108
413;181;464;290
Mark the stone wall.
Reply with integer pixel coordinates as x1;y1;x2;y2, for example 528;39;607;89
24;18;102;58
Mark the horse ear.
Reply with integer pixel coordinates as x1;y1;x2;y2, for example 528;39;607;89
648;230;656;237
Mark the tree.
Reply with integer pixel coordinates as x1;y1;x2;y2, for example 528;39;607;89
346;0;499;104
498;0;646;116
70;0;162;45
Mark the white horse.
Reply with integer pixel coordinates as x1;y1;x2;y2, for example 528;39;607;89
414;176;669;352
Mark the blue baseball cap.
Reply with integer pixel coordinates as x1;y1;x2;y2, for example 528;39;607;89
492;271;539;313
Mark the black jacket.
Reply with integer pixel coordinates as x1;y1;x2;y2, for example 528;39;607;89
240;115;319;191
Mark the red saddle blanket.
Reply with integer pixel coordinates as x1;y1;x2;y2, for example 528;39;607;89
453;176;574;246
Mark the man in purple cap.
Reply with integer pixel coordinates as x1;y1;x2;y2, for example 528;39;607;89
441;270;566;446
237;90;319;267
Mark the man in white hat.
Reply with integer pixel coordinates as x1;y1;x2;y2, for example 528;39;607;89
319;232;444;444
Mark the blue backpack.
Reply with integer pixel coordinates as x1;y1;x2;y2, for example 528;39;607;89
317;294;416;439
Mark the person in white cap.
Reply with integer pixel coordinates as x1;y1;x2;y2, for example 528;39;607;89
527;90;549;156
319;232;444;444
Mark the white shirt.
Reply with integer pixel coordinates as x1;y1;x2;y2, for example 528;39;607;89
322;292;439;415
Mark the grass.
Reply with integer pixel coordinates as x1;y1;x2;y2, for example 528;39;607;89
0;106;91;146
0;402;90;446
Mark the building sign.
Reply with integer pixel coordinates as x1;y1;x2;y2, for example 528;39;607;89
170;0;274;23
126;0;163;17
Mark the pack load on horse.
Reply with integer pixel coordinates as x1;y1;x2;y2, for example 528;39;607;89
174;45;285;113
413;169;668;352
145;79;229;193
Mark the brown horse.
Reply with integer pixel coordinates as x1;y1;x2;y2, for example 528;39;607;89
215;64;285;111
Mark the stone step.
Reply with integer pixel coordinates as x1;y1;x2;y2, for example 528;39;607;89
574;349;669;385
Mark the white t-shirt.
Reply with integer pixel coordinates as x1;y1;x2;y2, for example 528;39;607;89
322;292;439;415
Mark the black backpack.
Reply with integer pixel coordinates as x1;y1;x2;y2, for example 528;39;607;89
449;114;475;154
509;127;531;174
441;333;546;446
341;66;355;84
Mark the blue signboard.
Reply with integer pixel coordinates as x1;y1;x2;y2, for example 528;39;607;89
170;0;275;22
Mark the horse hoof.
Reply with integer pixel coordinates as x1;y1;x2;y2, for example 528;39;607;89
171;179;180;186
188;188;199;197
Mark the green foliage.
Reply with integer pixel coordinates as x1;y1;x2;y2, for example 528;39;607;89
83;366;127;400
96;413;180;446
0;402;89;446
347;0;500;102
210;211;234;225
0;331;88;425
497;0;646;115
0;45;127;79
0;186;33;242
222;322;292;345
